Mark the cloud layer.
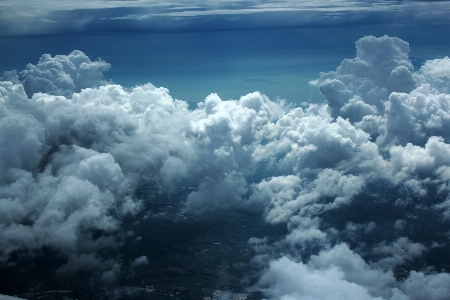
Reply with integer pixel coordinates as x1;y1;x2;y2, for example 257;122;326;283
17;50;110;98
1;1;450;36
1;35;450;297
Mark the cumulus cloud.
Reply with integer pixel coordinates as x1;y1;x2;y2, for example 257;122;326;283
257;244;450;300
311;36;415;119
372;237;427;270
0;52;289;269
250;35;450;299
382;85;450;147
16;50;110;98
401;271;450;300
418;57;450;93
131;255;148;268
257;247;384;300
101;262;121;284
0;35;450;297
0;57;137;268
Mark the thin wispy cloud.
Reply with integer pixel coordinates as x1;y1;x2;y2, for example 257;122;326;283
1;0;449;36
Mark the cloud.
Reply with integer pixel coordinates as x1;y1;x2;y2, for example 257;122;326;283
382;88;450;147
256;248;384;300
131;255;149;267
101;262;121;284
184;172;248;214
0;34;450;297
0;51;286;266
311;35;415;121
252;170;365;225
372;237;427;270
16;50;110;98
257;244;450;300
418;57;450;93
402;271;450;300
1;1;450;36
0;59;143;266
249;35;450;299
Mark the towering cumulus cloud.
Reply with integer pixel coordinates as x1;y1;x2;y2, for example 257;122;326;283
15;50;111;98
251;35;450;300
1;35;450;297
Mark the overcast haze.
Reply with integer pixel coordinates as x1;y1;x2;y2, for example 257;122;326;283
1;1;450;300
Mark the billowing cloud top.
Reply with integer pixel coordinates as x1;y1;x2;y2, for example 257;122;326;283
1;35;450;298
17;50;110;98
1;0;450;36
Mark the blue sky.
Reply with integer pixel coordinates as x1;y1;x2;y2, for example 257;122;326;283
2;0;449;104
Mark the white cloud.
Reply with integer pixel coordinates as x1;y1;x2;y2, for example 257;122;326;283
257;244;450;300
418;57;450;94
313;35;415;120
17;51;110;98
381;86;450;147
372;237;427;270
257;248;384;300
131;255;149;267
1;34;450;296
184;172;248;214
402;271;450;300
283;216;327;248
250;35;450;299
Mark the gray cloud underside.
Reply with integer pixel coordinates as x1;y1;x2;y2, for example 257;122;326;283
1;35;450;296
